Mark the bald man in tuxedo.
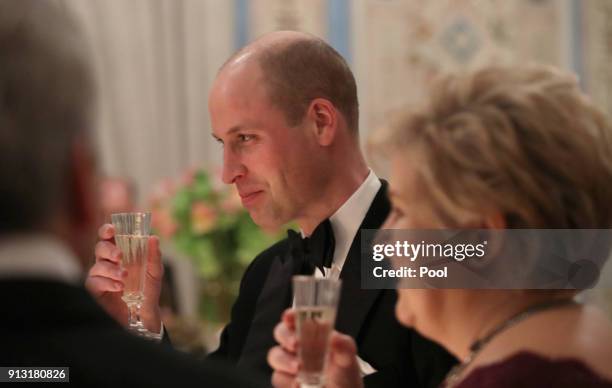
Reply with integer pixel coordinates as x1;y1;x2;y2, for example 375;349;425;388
88;31;457;388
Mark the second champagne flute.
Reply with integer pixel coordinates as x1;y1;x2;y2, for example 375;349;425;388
293;276;342;388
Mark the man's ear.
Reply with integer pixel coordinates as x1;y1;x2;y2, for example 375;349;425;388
306;98;337;146
67;136;99;230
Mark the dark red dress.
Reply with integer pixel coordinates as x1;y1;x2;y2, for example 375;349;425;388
454;351;612;388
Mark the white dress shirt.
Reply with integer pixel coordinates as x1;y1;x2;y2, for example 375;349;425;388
314;169;381;281
0;235;82;283
305;170;382;376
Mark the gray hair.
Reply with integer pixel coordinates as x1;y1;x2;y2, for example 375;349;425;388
372;65;612;229
0;0;94;233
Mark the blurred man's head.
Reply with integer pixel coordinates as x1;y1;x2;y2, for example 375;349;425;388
0;0;98;266
99;177;136;221
209;31;365;232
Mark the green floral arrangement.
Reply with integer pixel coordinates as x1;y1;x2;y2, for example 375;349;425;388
149;168;284;323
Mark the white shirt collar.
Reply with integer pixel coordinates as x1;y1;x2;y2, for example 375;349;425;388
0;235;82;284
323;170;381;277
295;172;382;376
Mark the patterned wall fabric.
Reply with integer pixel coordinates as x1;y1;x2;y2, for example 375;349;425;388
584;0;612;117
351;0;563;137
248;0;328;38
242;0;587;138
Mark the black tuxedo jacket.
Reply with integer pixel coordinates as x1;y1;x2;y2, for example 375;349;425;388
1;279;263;388
209;181;457;388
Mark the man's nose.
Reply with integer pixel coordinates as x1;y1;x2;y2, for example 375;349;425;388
221;148;246;184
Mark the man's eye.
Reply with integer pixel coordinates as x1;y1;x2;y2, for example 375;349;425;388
238;134;254;142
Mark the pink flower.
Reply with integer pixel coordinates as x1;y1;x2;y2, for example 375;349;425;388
191;201;218;234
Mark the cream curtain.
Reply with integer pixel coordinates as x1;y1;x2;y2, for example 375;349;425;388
63;0;234;204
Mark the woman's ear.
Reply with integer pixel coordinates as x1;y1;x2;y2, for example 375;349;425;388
460;211;506;229
306;98;337;146
483;211;506;229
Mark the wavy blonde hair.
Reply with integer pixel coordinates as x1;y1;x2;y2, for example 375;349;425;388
372;65;612;228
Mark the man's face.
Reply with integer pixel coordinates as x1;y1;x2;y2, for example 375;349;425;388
209;63;326;229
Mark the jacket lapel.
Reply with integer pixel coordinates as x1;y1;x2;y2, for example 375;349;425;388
237;248;295;370
335;180;390;339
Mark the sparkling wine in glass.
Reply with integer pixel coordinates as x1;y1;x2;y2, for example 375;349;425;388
293;276;342;388
111;212;150;336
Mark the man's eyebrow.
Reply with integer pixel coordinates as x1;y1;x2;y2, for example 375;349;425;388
211;126;243;142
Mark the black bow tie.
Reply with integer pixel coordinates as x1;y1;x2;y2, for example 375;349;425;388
287;219;336;275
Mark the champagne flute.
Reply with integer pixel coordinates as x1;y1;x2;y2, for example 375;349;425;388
292;276;342;388
111;212;150;336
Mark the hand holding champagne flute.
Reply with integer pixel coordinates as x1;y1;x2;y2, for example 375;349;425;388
86;214;164;337
111;212;152;336
268;308;363;388
275;276;364;388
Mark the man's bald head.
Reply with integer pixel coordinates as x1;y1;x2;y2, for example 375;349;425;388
220;31;359;134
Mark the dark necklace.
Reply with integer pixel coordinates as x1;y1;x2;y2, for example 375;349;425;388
443;298;576;388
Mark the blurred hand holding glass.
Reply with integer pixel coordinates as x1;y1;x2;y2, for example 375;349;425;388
293;276;342;388
111;212;151;337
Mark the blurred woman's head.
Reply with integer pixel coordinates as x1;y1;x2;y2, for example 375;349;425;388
372;65;612;343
